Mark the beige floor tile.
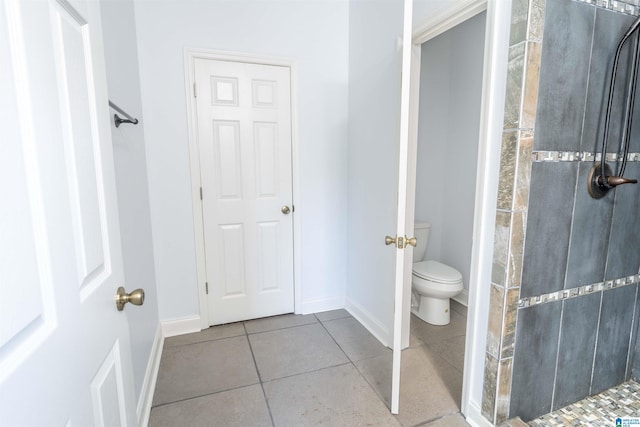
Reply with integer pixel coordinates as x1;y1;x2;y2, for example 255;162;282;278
314;308;352;322
323;316;391;361
148;384;271;427
410;311;467;346
420;413;470;426
450;301;468;316
244;313;317;334
164;322;245;348
152;336;259;406
428;335;466;372
264;364;401;426
356;345;463;426
249;323;348;381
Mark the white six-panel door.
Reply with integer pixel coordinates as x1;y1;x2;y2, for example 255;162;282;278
0;0;136;425
194;58;294;325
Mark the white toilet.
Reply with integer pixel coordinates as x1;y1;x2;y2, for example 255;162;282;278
411;222;463;325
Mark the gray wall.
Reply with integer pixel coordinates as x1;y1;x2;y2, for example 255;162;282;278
134;0;350;320
415;11;486;291
101;0;160;402
509;0;640;420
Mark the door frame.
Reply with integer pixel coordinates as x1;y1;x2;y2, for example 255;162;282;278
183;48;302;329
400;0;511;424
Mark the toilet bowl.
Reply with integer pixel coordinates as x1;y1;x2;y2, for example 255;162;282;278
411;222;464;325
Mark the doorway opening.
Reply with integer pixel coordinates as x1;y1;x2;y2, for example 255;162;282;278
399;0;509;422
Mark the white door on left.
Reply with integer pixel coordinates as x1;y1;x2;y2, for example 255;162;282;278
0;0;136;425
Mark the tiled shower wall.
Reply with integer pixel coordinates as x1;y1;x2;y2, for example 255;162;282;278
482;0;640;423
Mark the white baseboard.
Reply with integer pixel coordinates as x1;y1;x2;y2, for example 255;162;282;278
453;289;470;307
464;400;495;427
298;295;345;315
161;315;202;338
137;324;164;427
345;297;391;348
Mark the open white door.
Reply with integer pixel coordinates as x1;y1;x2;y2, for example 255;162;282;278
0;0;137;425
389;0;415;414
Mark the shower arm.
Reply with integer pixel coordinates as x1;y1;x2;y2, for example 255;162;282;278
589;16;640;199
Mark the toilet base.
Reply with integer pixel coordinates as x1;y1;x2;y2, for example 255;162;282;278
413;295;451;326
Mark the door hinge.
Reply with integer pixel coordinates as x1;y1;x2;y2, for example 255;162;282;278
200;187;203;200
193;83;197;98
205;282;209;294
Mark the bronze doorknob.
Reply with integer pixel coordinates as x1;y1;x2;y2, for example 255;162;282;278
116;287;145;311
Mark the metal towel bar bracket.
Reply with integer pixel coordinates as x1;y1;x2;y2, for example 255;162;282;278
108;100;139;128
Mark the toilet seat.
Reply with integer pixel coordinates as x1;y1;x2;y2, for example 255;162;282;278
412;260;462;284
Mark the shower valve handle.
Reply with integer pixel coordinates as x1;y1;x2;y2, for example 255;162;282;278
605;175;638;186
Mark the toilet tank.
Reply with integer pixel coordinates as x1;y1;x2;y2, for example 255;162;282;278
413;222;431;262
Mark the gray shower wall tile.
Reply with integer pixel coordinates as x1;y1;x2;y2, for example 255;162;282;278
521;162;578;298
632;81;640;153
528;0;546;41
504;42;526;130
522;42;542;130
515;131;534;211
627;289;640;381
498;131;534;212
509;303;562;421
487;284;505;358
552;294;601;410
592;284;638;394
483;352;499;421
565;162;615;288
534;0;595;151
605;162;640;280
510;0;546;46
508;212;526;289
496;357;514;424
498;131;518;210
582;9;636;153
501;288;520;359
634;331;640;380
493;210;511;287
510;0;530;46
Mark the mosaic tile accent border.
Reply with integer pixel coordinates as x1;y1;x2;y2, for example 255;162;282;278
529;380;640;426
575;0;640;16
518;273;640;308
532;151;640;162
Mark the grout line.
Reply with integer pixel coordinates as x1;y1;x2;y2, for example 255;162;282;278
245;325;276;427
244;316;319;335
150;382;263;409
259;361;353;385
316;318;394;414
589;292;605;395
624;284;639;379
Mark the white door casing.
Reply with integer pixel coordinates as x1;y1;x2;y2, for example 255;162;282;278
193;58;295;325
0;0;136;425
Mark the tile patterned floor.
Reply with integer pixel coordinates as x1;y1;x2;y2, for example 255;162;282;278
149;305;469;426
529;380;640;426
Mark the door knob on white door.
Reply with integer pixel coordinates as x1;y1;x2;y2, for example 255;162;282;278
281;205;291;214
116;287;145;311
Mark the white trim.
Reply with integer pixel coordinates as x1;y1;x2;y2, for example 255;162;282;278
183;48;302;329
406;0;510;423
299;296;345;315
345;297;391;348
136;324;163;427
465;401;497;427
413;0;487;44
161;316;202;338
453;289;470;307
